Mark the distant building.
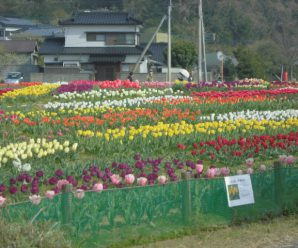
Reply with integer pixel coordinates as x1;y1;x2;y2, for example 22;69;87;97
13;25;64;39
0;40;39;81
0;16;36;40
39;10;151;81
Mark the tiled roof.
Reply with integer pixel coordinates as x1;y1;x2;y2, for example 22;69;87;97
59;11;142;25
39;38;145;55
18;25;64;38
0;40;37;53
0;16;36;27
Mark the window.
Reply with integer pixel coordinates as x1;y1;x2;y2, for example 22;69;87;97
126;34;135;45
63;61;80;68
86;32;135;45
86;33;105;42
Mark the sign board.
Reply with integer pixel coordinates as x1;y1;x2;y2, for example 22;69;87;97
224;174;255;207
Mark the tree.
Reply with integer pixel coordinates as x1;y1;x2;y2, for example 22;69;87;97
164;40;197;70
223;58;237;81
233;47;266;79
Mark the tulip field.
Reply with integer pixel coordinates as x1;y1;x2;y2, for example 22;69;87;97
0;78;297;207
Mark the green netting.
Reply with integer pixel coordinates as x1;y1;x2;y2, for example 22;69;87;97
1;167;298;247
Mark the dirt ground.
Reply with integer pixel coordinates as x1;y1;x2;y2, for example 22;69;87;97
132;215;298;248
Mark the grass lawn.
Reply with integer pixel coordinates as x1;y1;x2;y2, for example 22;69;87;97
130;214;298;248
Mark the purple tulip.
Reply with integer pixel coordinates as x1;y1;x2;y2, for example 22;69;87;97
139;172;147;178
66;175;75;183
31;186;39;194
53;187;60;194
10;178;17;185
17;174;25;182
173;159;179;165
20;185;28;193
178;162;184;169
49;177;58;185
82;175;91;182
25;175;32;183
165;162;171;168
97;171;104;178
134;154;141;161
0;184;6;192
55;169;64;177
9;186;18;194
71;180;78;187
80;185;88;191
82;169;88;175
36;171;44;178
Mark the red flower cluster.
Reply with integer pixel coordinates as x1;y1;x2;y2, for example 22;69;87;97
191;88;298;98
181;132;298;160
69;79;141;89
0;88;13;96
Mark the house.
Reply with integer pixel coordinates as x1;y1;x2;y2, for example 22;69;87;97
0;40;38;64
0;16;36;40
39;10;150;81
13;24;64;40
145;43;239;81
0;40;40;81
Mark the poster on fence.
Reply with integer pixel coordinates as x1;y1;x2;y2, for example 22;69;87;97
224;174;255;207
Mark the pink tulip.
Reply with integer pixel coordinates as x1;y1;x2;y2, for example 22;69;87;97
29;195;41;205
110;174;121;185
278;155;287;164
93;183;103;192
57;179;70;190
125;174;135;185
215;168;221;176
45;190;55;200
246;168;254;174
220;167;230;176
286;155;295;165
0;196;6;206
206;168;216;178
245;158;254;167
195;164;204;174
260;164;267;172
74;189;85;199
157;175;167;184
137;177;148;186
237;170;243;175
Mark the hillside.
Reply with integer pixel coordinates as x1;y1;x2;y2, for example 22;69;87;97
0;0;297;77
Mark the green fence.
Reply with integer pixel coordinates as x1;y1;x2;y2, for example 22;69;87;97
1;165;298;247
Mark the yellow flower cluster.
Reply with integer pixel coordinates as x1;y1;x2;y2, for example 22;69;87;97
5;107;133;119
1;84;59;99
77;118;298;142
0;138;78;166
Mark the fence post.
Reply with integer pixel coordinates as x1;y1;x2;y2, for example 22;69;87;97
181;170;192;224
274;161;284;211
61;184;73;226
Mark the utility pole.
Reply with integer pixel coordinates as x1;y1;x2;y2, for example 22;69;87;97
132;15;167;74
198;0;202;82
201;6;207;82
168;0;172;82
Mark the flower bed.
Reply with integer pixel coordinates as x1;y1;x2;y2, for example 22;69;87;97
0;79;297;205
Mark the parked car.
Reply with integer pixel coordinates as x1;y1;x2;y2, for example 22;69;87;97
4;72;24;84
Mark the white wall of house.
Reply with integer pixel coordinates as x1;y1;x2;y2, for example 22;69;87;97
44;54;89;63
121;55;148;73
124;55;139;63
64;25;141;47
